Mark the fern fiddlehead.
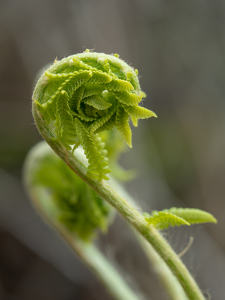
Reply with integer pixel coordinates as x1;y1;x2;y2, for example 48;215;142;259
33;50;156;180
28;142;112;241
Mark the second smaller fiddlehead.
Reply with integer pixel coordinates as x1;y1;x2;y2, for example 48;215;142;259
23;141;141;300
33;50;156;180
28;142;112;241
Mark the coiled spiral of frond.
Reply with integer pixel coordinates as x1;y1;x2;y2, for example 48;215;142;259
33;50;156;180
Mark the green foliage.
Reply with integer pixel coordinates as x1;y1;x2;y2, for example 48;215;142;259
124;105;157;120
75;118;111;180
144;207;217;230
32;147;112;241
145;212;190;229
84;95;112;110
116;106;132;148
33;50;156;181
89;107;116;134
98;130;136;181
156;207;217;225
55;91;77;149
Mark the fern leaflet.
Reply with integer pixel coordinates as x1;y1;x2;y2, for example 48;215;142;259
116;106;132;147
88;70;112;84
156;208;217;224
145;212;190;229
89;107;116;133
105;78;134;92
56;91;77;149
69;86;84;111
114;91;142;106
45;71;74;80
83;84;105;98
84;95;112;110
124;105;157;119
60;70;92;98
75;118;111;180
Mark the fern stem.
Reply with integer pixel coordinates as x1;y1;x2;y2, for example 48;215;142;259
23;148;142;300
33;103;206;300
139;237;188;300
113;181;188;300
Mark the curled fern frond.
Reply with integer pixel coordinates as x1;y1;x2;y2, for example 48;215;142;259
33;51;156;180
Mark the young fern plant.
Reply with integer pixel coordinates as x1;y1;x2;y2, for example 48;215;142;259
31;50;217;300
33;50;156;181
24;140;188;300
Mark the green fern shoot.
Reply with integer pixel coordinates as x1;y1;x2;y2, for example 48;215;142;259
32;50;156;180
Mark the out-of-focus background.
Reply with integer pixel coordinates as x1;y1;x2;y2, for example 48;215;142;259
0;0;225;299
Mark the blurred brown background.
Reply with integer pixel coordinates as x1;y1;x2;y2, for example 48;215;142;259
0;0;225;299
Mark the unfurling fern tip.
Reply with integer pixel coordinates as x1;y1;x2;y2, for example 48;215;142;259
32;50;156;180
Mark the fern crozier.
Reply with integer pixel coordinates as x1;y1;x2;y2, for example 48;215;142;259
32;50;156;180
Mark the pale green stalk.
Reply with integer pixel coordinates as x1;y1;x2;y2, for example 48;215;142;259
138;237;188;300
112;180;188;300
32;103;206;300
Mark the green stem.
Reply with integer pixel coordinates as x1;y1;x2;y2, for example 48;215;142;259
33;102;206;300
24;174;142;300
138;237;188;300
113;181;188;300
